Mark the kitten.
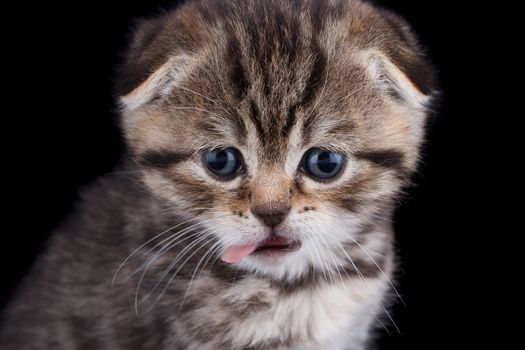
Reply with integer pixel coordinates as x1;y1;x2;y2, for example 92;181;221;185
0;0;436;349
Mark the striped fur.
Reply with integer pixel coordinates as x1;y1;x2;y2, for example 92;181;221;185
0;1;436;349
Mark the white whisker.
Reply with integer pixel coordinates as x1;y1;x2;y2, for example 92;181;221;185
177;240;223;312
112;216;203;287
150;234;217;309
325;231;400;334
322;230;395;335
135;222;228;314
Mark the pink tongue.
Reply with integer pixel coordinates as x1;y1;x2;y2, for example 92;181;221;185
221;244;258;264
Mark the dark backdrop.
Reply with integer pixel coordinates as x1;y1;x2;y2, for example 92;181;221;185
3;0;481;348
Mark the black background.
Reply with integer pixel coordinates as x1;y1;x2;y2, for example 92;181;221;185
3;0;485;348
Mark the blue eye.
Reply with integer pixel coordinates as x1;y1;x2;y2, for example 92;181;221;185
303;148;344;180
203;148;241;178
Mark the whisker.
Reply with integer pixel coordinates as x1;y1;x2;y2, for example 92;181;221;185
136;223;228;314
113;210;226;276
149;234;217;309
322;230;394;335
177;240;223;312
324;230;400;334
131;218;218;266
306;231;331;285
112;216;204;287
145;227;219;293
340;231;404;306
303;221;339;287
131;213;227;265
134;228;206;315
314;209;390;257
316;207;403;305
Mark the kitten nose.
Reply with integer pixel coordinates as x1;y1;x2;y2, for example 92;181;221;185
258;213;287;228
252;204;290;228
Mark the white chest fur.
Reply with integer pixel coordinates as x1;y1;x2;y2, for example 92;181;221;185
182;274;390;350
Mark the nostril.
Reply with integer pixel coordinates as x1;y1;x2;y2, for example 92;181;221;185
259;214;286;228
252;204;291;228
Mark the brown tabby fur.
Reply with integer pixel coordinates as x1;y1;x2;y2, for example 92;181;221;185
0;1;436;349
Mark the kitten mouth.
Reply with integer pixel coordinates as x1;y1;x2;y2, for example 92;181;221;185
221;236;301;264
253;236;301;253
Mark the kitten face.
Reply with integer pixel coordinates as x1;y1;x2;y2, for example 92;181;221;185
117;0;436;280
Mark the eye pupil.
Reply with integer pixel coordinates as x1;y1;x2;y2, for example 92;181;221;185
203;148;241;178
316;152;338;173
303;148;344;180
207;150;228;170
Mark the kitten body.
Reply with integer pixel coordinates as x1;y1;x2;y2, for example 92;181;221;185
0;0;436;349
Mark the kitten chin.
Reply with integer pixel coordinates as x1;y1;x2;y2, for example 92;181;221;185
0;0;436;349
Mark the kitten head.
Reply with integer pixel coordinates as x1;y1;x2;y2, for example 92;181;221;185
116;0;436;281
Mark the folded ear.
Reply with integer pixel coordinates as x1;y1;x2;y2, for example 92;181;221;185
365;10;438;109
113;16;168;99
119;54;196;112
114;3;206;107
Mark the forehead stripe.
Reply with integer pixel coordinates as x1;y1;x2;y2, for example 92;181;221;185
281;103;299;137
354;149;404;169
249;99;265;140
227;37;250;99
301;43;327;108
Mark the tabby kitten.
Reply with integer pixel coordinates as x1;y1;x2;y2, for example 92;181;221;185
0;0;436;349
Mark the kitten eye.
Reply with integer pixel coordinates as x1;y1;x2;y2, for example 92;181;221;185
203;148;241;178
302;148;344;180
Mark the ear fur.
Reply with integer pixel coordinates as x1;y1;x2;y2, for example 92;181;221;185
119;55;196;111
365;50;433;109
368;9;438;108
113;17;169;98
